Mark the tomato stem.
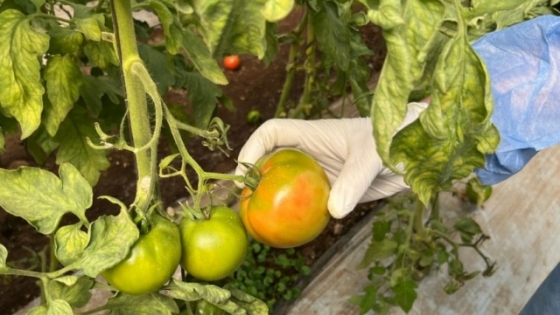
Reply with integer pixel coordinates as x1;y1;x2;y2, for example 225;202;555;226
274;9;307;117
110;0;160;217
289;11;316;118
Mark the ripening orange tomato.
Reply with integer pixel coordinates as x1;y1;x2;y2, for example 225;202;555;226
239;149;331;248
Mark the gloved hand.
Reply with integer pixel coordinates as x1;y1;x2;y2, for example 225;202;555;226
235;102;426;219
472;15;560;185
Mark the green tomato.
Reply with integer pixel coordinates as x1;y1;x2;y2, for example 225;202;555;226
180;206;248;281
102;214;181;295
194;300;225;315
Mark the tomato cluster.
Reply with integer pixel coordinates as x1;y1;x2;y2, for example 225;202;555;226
101;207;248;295
101;148;329;297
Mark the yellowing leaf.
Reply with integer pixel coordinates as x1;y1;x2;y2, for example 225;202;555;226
44;55;83;136
73;5;104;41
27;299;73;315
49;276;94;309
262;0;294;22
0;9;49;139
106;293;179;315
77;209;139;278
83;40;119;69
55;223;89;266
0;163;92;234
191;0;268;59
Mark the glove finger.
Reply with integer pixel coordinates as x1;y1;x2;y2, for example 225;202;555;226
235;119;344;187
327;147;381;219
359;172;409;202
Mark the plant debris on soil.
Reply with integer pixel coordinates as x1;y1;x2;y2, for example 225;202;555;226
0;12;387;315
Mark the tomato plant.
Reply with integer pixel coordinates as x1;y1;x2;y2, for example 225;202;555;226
101;214;181;295
223;55;241;71
240;148;330;248
180;206;248;281
0;0;557;313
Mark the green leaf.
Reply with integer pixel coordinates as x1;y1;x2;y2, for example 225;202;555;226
74;208;139;277
26;126;60;165
30;0;46;11
191;0;268;58
48;26;84;56
0;244;7;268
166;280;231;302
54;107;111;185
79;75;105;113
467;0;551;31
262;0;294;22
454;217;482;236
106;293;179;315
44;55;83;136
149;0;228;85
372;220;391;242
392;277;418;313
0;9;49;139
181;28;229;85
0;163;92;234
262;22;279;66
311;0;351;71
0;0;37;14
358;239;398;268
148;0;182;54
53;275;80;286
55;223;89;266
27;300;73;315
50;276;94;308
73;4;104;41
349;284;378;315
138;43;176;95
80;75;124;115
84;40;119;69
0;130;5;153
465;176;492;206
230;288;269;315
181;71;223;128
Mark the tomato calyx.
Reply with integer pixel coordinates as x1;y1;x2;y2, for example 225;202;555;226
179;203;208;222
238;161;261;191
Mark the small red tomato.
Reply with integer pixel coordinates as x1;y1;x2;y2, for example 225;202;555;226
223;55;241;71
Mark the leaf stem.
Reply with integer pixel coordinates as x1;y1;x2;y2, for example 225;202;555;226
48;235;58;273
412;199;426;233
34;13;72;24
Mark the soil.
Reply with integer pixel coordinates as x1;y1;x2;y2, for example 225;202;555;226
0;10;387;315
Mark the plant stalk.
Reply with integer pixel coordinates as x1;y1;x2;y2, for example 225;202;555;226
274;11;307;118
110;0;158;217
289;15;316;118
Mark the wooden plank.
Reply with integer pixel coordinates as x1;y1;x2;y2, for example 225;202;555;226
286;145;560;314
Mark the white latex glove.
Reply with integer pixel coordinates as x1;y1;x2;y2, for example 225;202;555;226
235;102;427;219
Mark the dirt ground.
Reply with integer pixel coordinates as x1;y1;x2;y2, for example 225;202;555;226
0;11;386;315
